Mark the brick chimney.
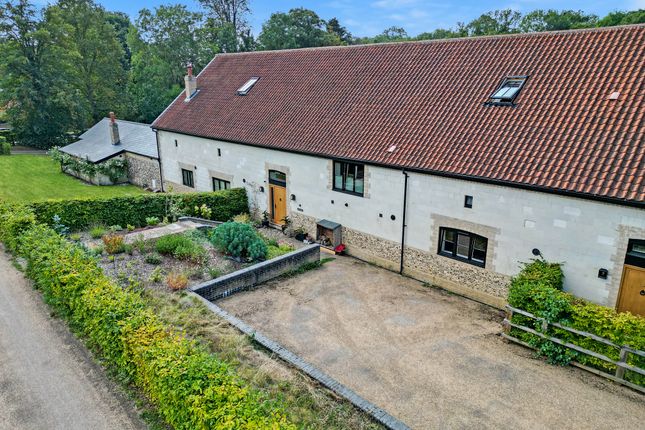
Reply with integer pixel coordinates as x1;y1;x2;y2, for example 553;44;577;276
184;64;197;100
109;112;120;145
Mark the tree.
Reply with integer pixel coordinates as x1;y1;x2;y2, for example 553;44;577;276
126;5;218;122
199;0;251;52
596;10;645;27
106;11;132;69
0;0;82;148
466;9;521;36
53;0;127;127
326;17;352;44
258;8;341;50
519;10;597;32
416;28;462;41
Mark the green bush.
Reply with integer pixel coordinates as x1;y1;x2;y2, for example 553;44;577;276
0;204;293;429
28;189;248;231
0;136;11;155
211;222;268;261
146;216;160;226
508;259;645;384
267;243;295;260
0;202;37;252
155;234;207;263
145;253;163;265
89;225;107;239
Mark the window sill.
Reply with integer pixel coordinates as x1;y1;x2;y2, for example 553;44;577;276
438;251;485;268
332;188;364;198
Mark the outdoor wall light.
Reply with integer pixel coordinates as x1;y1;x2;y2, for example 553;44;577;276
598;268;608;279
290;194;296;201
391;215;396;221
258;186;264;193
531;248;542;257
345;203;349;207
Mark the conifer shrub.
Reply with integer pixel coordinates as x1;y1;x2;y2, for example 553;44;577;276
210;222;268;261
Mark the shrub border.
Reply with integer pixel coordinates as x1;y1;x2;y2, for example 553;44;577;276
507;259;644;388
0;201;294;429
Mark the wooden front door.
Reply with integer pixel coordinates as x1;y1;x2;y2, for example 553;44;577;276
617;265;645;317
270;184;287;225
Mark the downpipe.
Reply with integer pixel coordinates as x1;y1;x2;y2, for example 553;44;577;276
399;170;409;274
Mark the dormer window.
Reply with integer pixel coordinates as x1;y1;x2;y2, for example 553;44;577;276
486;76;527;105
237;77;259;96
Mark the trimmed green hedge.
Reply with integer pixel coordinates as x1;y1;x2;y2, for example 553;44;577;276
0;204;293;429
508;259;645;385
28;188;248;231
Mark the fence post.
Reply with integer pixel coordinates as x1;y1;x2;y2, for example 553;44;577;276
504;307;513;334
615;347;628;380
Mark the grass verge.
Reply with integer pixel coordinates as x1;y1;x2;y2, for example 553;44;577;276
143;288;382;430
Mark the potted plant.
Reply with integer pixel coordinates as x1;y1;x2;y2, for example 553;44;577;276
261;210;270;227
294;226;307;241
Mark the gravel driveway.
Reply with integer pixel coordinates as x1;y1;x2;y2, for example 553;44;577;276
0;251;146;430
219;256;645;430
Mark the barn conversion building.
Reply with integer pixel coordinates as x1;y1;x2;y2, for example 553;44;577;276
153;25;645;314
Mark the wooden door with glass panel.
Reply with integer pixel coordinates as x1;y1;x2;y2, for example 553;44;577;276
268;170;287;225
617;239;645;317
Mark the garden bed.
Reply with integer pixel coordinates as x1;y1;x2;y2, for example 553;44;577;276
83;222;305;292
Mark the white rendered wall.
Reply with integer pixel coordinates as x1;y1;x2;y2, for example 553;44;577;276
158;130;645;307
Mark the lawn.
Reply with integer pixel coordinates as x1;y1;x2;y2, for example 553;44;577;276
0;155;145;203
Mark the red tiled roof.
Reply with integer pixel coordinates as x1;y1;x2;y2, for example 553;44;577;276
153;25;645;205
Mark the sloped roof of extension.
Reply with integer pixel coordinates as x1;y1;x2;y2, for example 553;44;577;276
153;25;645;206
61;118;158;163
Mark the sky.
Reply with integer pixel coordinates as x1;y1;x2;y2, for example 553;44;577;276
37;0;645;37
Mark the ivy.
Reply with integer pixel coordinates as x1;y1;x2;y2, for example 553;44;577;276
49;146;128;183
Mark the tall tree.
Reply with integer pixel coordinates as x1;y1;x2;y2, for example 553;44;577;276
519;10;597;32
326;17;352;45
52;0;127;127
467;9;521;36
106;11;132;69
596;10;644;27
0;0;81;148
199;0;252;51
126;5;218;122
258;8;341;50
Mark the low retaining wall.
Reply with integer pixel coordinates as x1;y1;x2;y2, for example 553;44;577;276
191;244;321;301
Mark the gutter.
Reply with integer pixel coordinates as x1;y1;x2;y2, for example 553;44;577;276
151;127;645;210
400;171;409;274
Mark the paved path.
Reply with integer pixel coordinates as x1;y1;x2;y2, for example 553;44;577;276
0;251;146;430
220;256;645;430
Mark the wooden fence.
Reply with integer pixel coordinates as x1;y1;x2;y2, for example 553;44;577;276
502;305;645;393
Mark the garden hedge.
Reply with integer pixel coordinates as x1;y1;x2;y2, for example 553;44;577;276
28;188;248;231
0;204;293;429
508;259;645;386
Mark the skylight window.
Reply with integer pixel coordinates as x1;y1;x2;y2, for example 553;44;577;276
487;76;527;105
237;77;259;96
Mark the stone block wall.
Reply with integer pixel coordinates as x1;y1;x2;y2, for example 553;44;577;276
125;152;161;189
288;212;508;307
191;244;321;301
